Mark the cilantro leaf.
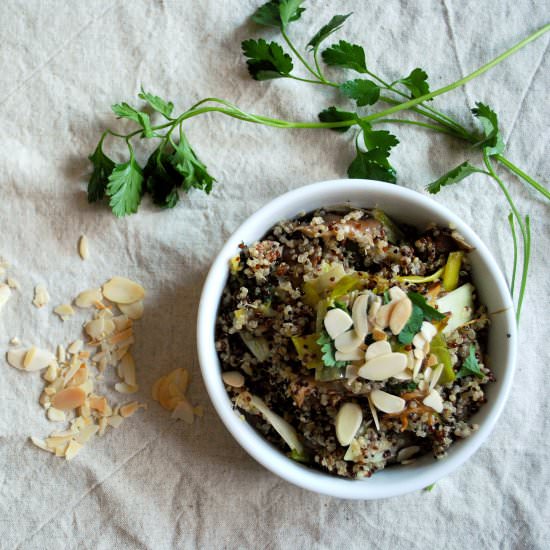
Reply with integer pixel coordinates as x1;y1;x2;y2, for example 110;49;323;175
472;102;505;156
316;331;347;368
111;102;154;138
87;137;115;203
347;148;397;183
321;40;367;73
143;145;182;208
106;154;144;217
332;301;350;314
408;292;446;321
383;290;391;304
396;68;431;99
252;0;305;29
170;137;215;194
357;120;399;153
398;304;424;344
307;13;352;50
318;106;356;132
242;39;293;80
456;345;484;379
339;79;380;107
426;161;487;194
138;87;174;118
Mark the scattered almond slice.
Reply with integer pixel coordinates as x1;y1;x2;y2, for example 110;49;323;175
334;329;363;353
75;424;99;444
54;304;75;321
33;284;50;308
65;440;83;461
370;389;406;414
78;235;89;260
51;387;86;410
335;348;364;362
112;314;132;331
67;340;83;355
172;397;195;424
7;277;20;290
47;407;67;422
375;303;394;329
10;337;21;346
114;382;139;394
351;293;369;339
118;300;144;320
358;353;407;381
324;308;353;340
423;389;444;413
0;284;11;312
13;347;56;372
397;445;421;462
30;436;54;453
335;402;363;446
74;288;103;308
152;377;164;401
365;340;392;361
107;415;124;428
102;276;145;305
389;298;412;335
222;371;245;388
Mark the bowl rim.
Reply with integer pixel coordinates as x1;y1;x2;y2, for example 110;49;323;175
197;179;517;499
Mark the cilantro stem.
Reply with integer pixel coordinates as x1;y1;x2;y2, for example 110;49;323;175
373;118;464;138
359;24;550;124
495;154;550;200
313;47;327;83
287;74;337;86
508;212;518;296
281;29;323;81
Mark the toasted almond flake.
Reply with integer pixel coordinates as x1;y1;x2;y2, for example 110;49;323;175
334;329;364;353
39;391;51;407
33;284;50;308
423;389;444;413
335;348;364;362
57;345;66;363
78;235;89;260
413;347;425;360
47;407;67;422
172;397;195;423
9;337;21;346
393;369;413;380
397;445;421;462
358;352;408;381
389;286;407;302
0;284;12;312
367;295;382;323
335;402;363;446
46;435;73;449
67;340;83;355
97;417;108;436
120;401;139;418
112;314;132;331
22;347;56;371
98;357;108;373
412;333;426;350
107;415;124;428
372;328;387;341
43;365;58;383
429;364;444;391
365;340;392;361
23;347;37;369
375;303;394;329
55;443;69;457
65;439;83;461
7;277;20;290
324;308;353;340
69;365;88;387
63;361;81;385
152;377;164;401
54;304;75;320
222;371;245;388
103;318;116;336
389;297;413;335
193;405;204;417
344;364;359;383
115;382;139;394
91;350;107;363
75;288;103;308
108;327;133;345
89;395;108;413
120;353;136;386
79;379;94;395
119;300;144;320
51;387;86;410
103;276;145;305
75;424;99;444
420;321;438;342
343;438;362;462
113;336;134;349
351;293;369;338
370;389;406;414
85;318;105;340
30;436;53;453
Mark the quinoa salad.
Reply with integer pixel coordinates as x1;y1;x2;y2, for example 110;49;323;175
215;208;492;479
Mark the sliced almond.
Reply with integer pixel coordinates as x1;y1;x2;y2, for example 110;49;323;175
367;295;382;323
334;329;364;353
429;364;444;391
335;402;363;446
120;401;139;418
43;365;58;383
7;278;20;290
102;276;145;305
0;284;11;312
23;347;37;369
118;300;144;320
335;348;364;362
115;382;139;394
108;327;133;345
222;371;245;388
67;339;83;355
367;394;380;431
33;284;50;308
78;235;89;260
85;318;105;340
370;389;406;414
75;424;99;444
344;364;359;382
372;328;387;341
57;345;66;363
107;415;124;428
65;440;83;461
389;298;413;335
45;435;73;449
324;308;353;340
79;378;94;396
51;387;86;410
103;318;116;336
23;347;56;371
420;321;437;342
112;314;132;331
75;288;103;308
97;417;108;436
392;369;413;380
423;389;444;413
54;304;75;320
120;353;136;387
351;293;369;338
152;377;164;401
9;337;21;346
365;340;392;361
89;395;108;414
375;303;394;329
358;353;408;381
397;445;420;462
47;407;66;422
172;397;195;424
412;333;426;350
30;436;53;453
389;286;407;302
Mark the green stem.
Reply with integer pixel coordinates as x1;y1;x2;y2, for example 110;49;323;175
507;213;518;296
373;118;464;138
282;29;322;81
520;215;531;319
496;154;550;200
287;74;338;86
361;24;550;124
313;47;326;82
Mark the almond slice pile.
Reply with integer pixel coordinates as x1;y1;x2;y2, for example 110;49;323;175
152;368;203;424
6;276;148;460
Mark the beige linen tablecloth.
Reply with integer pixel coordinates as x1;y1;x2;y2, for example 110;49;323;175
1;1;549;548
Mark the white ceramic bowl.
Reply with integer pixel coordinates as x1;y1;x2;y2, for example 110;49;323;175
197;180;516;499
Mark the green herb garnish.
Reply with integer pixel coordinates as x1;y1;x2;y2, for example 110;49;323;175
316;331;347;368
456;346;485;379
408;292;446;321
398;305;424;345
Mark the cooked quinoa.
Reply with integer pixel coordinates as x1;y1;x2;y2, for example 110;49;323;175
216;208;492;479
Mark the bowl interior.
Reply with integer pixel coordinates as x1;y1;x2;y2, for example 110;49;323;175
197;180;516;499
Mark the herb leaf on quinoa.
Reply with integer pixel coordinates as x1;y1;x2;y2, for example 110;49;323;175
316;331;347;368
398;304;424;344
408;292;446;321
456;345;484;379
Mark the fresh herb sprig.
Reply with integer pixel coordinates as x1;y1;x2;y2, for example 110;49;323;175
87;1;549;320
